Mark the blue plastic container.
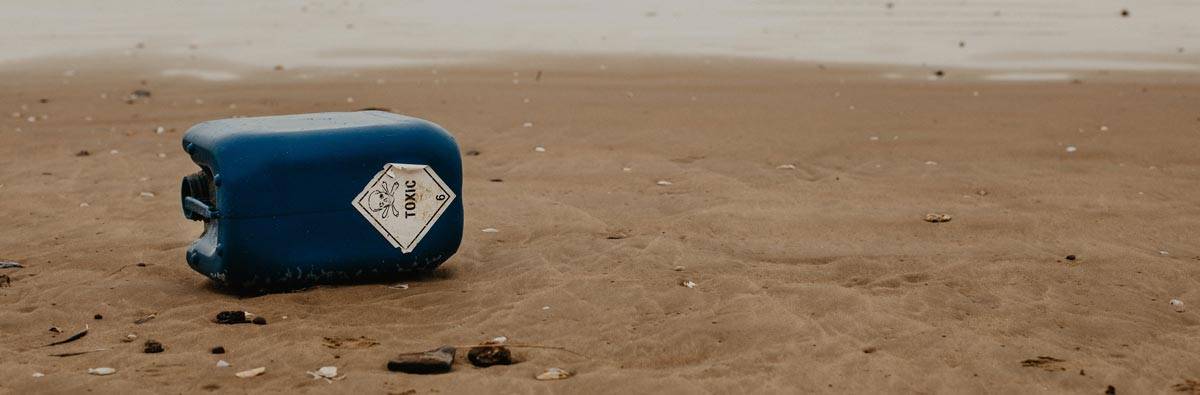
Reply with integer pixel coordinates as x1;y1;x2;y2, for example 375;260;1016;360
180;111;462;290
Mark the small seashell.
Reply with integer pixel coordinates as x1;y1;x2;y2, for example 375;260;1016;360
656;180;673;186
235;367;266;378
681;280;697;289
1065;145;1077;153
924;213;952;223
216;360;231;368
140;192;155;198
536;367;571;380
776;164;796;170
534;146;546;152
88;367;116;376
155;126;165;134
32;372;45;378
308;366;338;379
481;228;499;233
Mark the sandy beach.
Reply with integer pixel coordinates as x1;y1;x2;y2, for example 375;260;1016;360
1;51;1199;393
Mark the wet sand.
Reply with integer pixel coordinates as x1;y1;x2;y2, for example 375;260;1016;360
1;55;1200;393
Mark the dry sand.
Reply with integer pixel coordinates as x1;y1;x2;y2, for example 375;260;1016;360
2;54;1200;394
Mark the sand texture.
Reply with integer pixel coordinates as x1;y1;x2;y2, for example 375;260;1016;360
2;56;1200;393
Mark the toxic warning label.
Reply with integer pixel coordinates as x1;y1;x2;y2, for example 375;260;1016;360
352;163;456;253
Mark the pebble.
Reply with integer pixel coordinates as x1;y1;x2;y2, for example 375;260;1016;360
235;367;266;378
681;280;697;289
211;346;226;354
536;367;571;380
32;372;44;378
534;146;546;152
523;122;534;128
1065;255;1077;261
673;265;685;271
1170;299;1185;312
144;340;164;353
388;283;410;290
122;333;138;342
387;346;456;374
481;228;500;233
215;310;255;324
139;192;155;198
88;367;116;376
216;360;231;368
252;316;267;325
777;164;797;170
155;126;165;134
1066;145;1077;153
656;180;673;186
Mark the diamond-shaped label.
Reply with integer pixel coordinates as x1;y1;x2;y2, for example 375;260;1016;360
352;163;456;253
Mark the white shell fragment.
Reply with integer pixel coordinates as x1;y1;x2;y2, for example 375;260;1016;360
1065;145;1077;153
235;367;266;378
534;146;546;152
656;180;672;186
536;367;571;380
32;372;45;378
88;367;116;376
481;228;500;233
308;366;338;379
776;164;797;170
1171;299;1185;312
216;360;231;368
388;283;409;290
681;280;697;289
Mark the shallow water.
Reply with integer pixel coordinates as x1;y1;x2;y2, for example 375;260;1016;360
2;0;1197;71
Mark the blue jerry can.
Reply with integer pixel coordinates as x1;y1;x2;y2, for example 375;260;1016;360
180;111;463;290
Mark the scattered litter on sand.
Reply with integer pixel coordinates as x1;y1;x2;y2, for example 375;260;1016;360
235;367;266;378
681;280;697;289
0;261;23;269
46;325;88;346
536;367;571;380
88;367;116;376
387;346;455;374
924;213;952;223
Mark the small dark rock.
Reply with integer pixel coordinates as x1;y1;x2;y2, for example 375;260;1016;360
39;98;49;103
1105;385;1116;395
136;262;147;267
144;340;164;353
214;311;250;324
934;70;945;78
467;344;513;367
211;346;225;354
94;314;103;320
465;150;481;156
489;178;503;183
252;316;267;325
75;150;91;157
130;89;152;99
1066;255;1076;261
862;346;877;354
1119;9;1129;17
387;346;456;374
